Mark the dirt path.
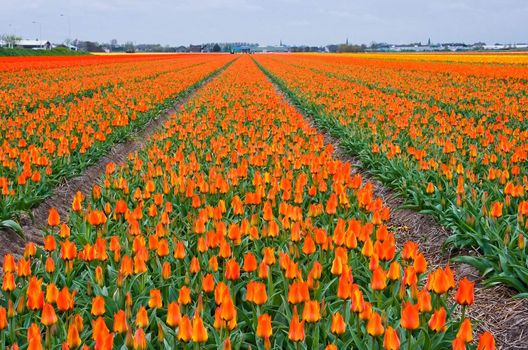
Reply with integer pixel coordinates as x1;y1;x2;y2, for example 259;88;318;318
0;61;231;262
257;62;528;349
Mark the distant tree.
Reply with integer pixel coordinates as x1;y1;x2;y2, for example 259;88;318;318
110;39;118;50
212;43;221;52
124;41;135;53
1;34;22;49
326;45;338;53
337;44;365;53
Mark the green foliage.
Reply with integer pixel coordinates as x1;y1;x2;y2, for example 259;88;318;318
0;47;89;56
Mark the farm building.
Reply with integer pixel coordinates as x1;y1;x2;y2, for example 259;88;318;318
16;39;52;50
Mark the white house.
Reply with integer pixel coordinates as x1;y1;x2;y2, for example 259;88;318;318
16;39;52;50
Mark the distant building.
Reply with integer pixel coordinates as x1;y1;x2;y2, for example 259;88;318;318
16;40;52;50
189;45;202;53
253;45;289;53
232;45;252;53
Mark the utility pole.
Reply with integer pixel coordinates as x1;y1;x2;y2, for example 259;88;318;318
60;14;72;42
32;21;42;40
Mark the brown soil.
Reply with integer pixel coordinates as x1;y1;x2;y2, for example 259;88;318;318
0;68;224;262
263;71;528;349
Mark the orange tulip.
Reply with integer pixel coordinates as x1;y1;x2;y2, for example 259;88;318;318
113;310;128;333
456;318;473;343
166;302;181;328
225;258;240;280
330;312;346;335
489;201;502;218
243;252;258;272
452;337;467;350
91;296;105;316
454;277;474;306
26;276;44;311
256;313;272;339
27;323;42;350
178;315;192;342
202;273;215;293
135;306;149;328
133;328;147;350
0;306;7;330
428;307;447;332
371;266;387;290
383;326;400;350
302;300;321;323
48;208;61;226
3;254;16;273
148;289;163;309
400;302;419;330
367;312;384;337
2;272;16;292
66;323;82;348
477;331;495;350
192;313;209;343
41;303;58;326
288;306;305;341
57;287;76;312
417;289;432;313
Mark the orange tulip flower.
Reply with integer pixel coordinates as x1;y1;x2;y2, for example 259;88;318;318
428;307;447;332
225;258;240;280
91;296;105;316
383;326;400;350
148;289;163;309
371;266;387;290
0;307;7;330
133;328;147;350
192;313;209;343
330;312;346;335
400;302;419;330
66;323;82;348
48;208;61;226
367;312;385;337
256;313;273;339
178;315;192;342
302;300;321;323
288;306;305;342
454;277;474;306
41;303;58;326
477;331;495;350
135;306;149;328
26;276;44;311
167;302;182;328
456;318;473;343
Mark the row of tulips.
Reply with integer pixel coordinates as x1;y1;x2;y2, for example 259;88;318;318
1;54;214;118
1;56;494;349
329;53;528;65
0;54;192;72
254;54;528;293
0;54;233;222
284;54;528;118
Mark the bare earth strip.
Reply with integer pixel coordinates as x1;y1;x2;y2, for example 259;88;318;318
256;60;528;349
0;59;234;262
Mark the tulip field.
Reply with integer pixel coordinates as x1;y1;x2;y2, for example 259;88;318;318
254;53;528;294
0;54;232;222
5;52;528;349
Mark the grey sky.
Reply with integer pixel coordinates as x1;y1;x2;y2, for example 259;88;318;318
1;0;527;45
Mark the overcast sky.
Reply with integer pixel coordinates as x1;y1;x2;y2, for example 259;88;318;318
1;0;527;46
